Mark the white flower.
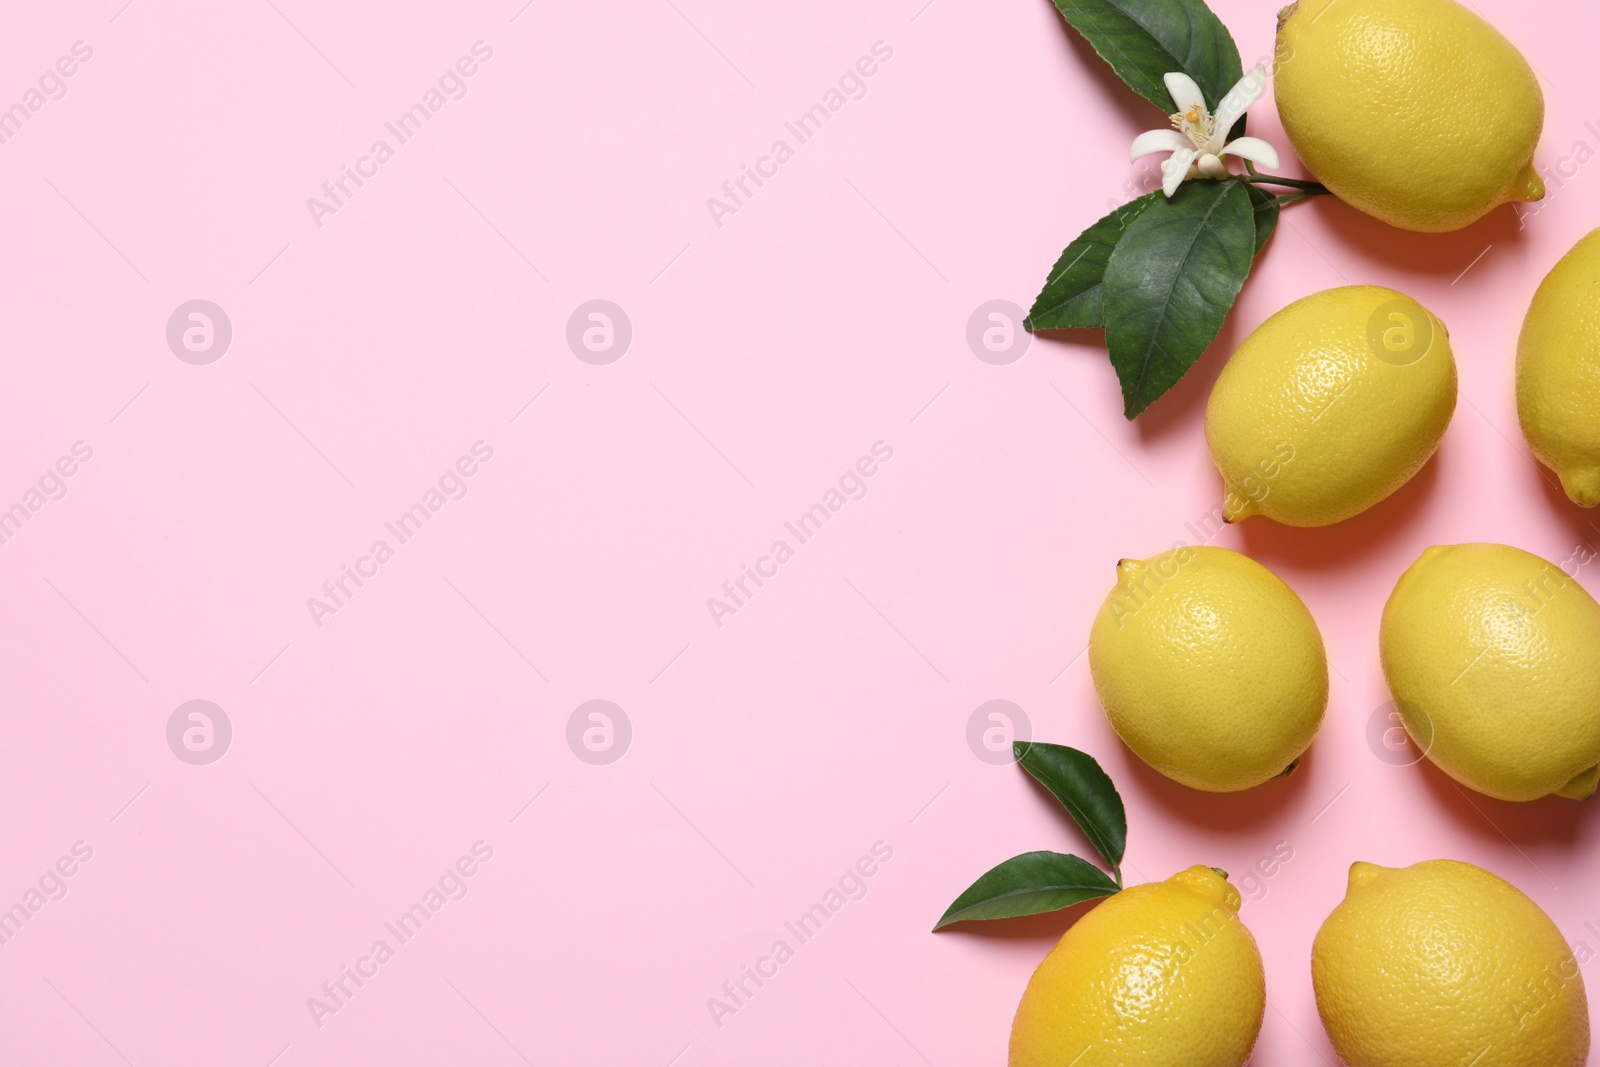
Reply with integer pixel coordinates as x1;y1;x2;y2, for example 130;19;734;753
1130;65;1280;197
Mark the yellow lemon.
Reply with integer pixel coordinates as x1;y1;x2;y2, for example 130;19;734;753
1380;543;1600;801
1206;286;1456;527
1313;859;1589;1067
1274;0;1544;232
1518;227;1600;506
1089;546;1327;791
1010;866;1263;1067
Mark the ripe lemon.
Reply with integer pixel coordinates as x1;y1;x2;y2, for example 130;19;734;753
1089;546;1327;791
1313;859;1589;1067
1010;866;1263;1067
1275;0;1544;232
1380;543;1600;801
1206;286;1456;527
1518;227;1600;506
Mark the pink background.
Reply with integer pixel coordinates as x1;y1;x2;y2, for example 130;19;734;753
3;0;1599;1063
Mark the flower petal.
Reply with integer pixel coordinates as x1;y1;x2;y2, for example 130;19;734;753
1161;147;1197;197
1163;71;1206;116
1130;129;1189;162
1213;64;1268;140
1221;135;1280;169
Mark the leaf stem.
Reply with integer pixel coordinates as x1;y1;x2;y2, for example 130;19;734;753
1246;173;1330;194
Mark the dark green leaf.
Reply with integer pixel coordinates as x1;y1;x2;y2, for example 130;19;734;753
1014;741;1127;868
1050;0;1245;126
1247;183;1279;255
1028;182;1276;335
1102;178;1256;418
934;852;1120;929
1026;192;1163;331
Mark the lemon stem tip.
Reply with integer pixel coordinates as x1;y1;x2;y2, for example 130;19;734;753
1347;861;1384;892
1555;765;1600;800
1512;162;1545;203
1558;467;1600;508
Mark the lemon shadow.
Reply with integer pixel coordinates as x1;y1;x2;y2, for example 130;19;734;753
1412;754;1592;847
1531;451;1600;540
1293;194;1530;277
1234;445;1444;570
1029;300;1250;447
1118;738;1318;832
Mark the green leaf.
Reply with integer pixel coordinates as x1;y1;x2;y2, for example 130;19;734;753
1014;741;1128;869
1027;184;1276;334
1247;183;1279;255
1102;178;1256;418
1025;192;1163;331
1050;0;1245;124
934;851;1120;929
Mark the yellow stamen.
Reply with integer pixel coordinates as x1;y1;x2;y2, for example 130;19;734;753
1170;105;1218;150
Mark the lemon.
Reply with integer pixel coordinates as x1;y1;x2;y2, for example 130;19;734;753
1313;859;1589;1067
1518;227;1600;506
1010;866;1263;1067
1380;543;1600;801
1275;0;1544;232
1205;286;1456;527
1089;546;1327;791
